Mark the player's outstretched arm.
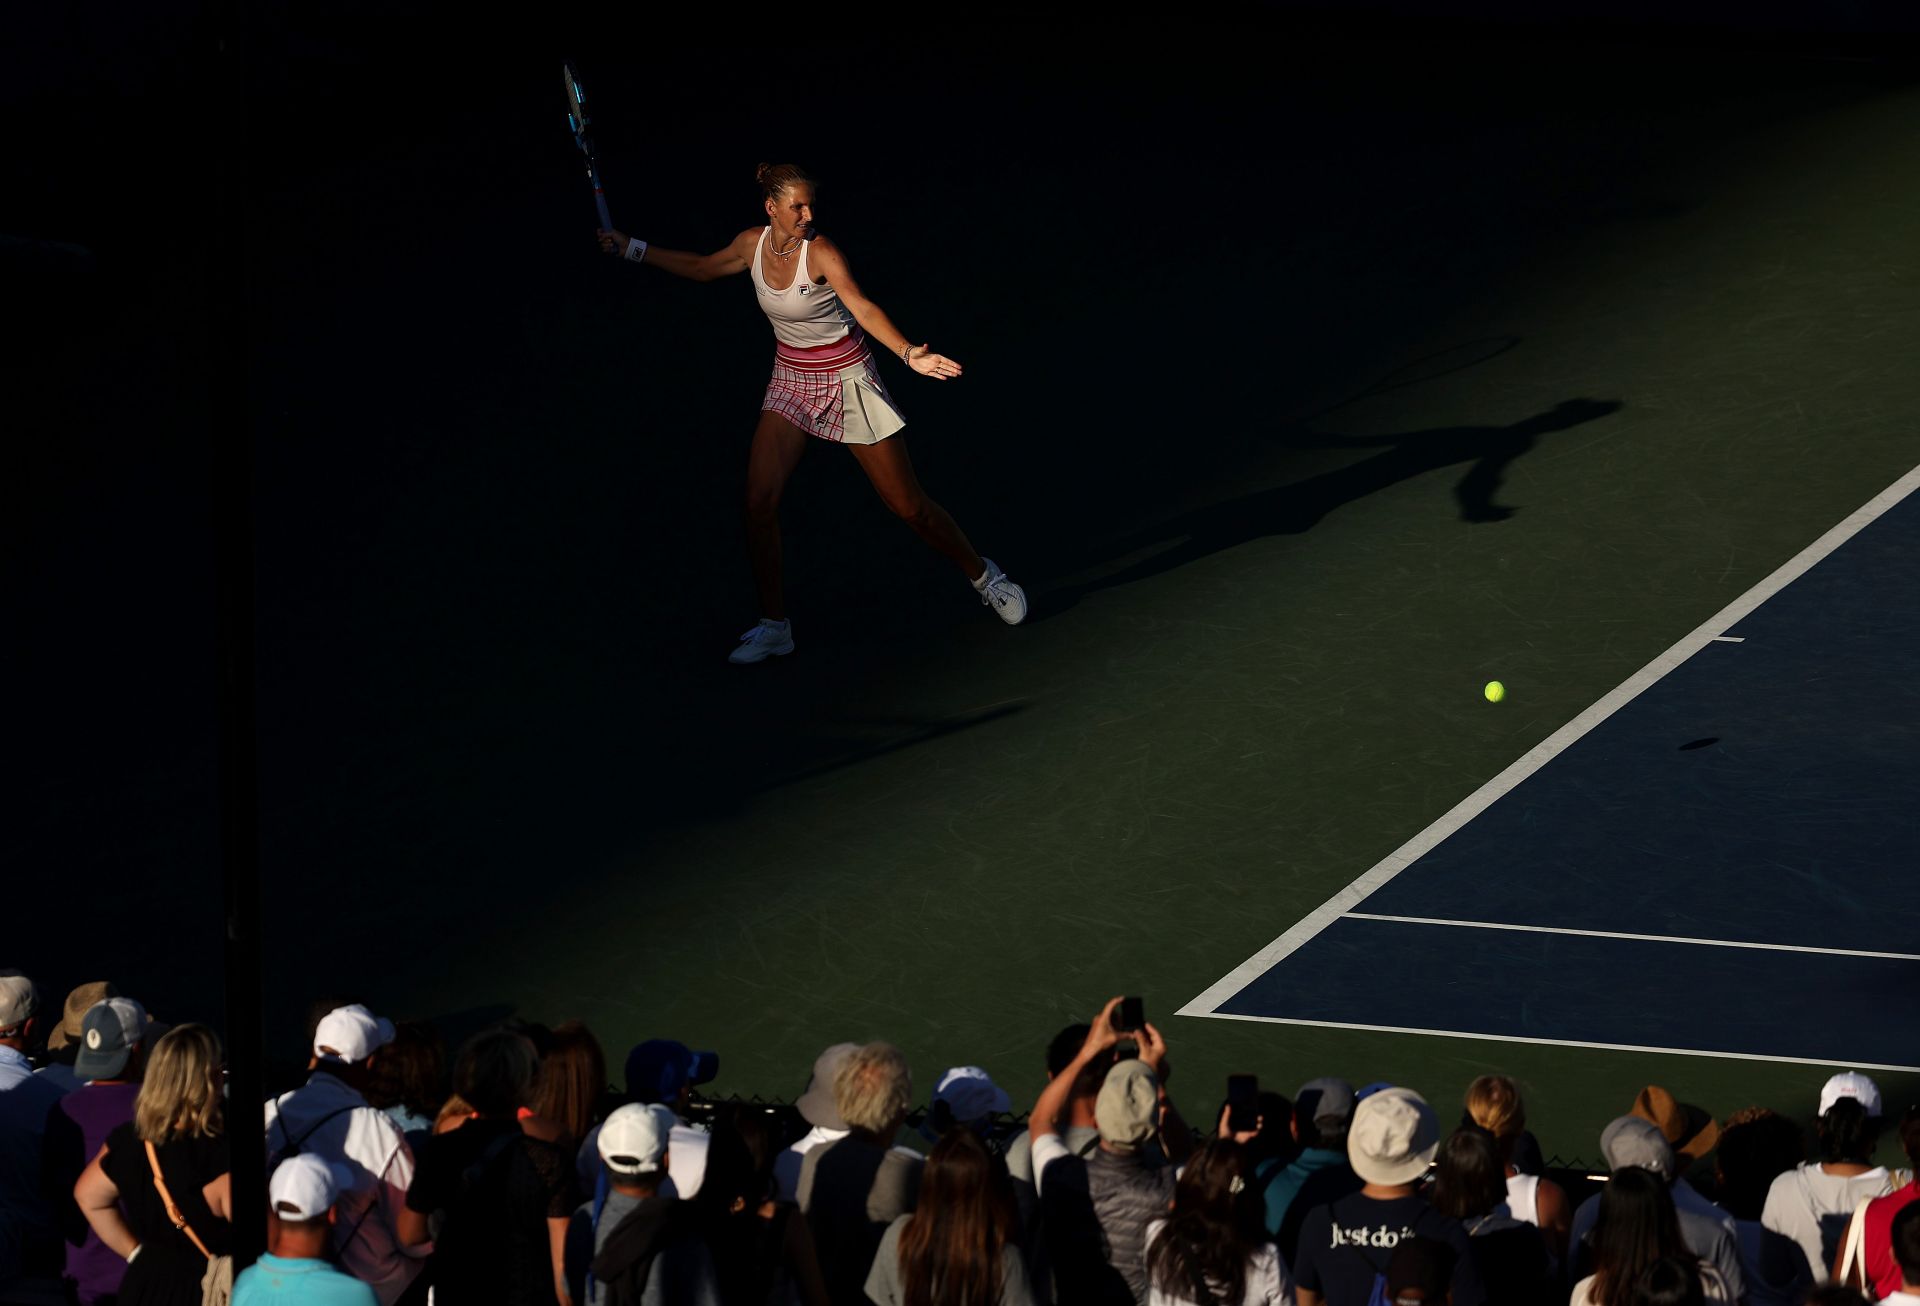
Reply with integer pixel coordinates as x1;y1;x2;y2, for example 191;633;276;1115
596;227;756;282
807;236;962;380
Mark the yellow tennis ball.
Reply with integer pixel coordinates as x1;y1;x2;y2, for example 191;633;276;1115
1484;680;1506;703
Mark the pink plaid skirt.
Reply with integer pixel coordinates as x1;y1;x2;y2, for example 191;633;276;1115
761;330;906;445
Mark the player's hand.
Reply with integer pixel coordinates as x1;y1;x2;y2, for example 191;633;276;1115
907;347;962;381
596;228;630;257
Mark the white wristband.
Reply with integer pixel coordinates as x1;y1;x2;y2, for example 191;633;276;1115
624;239;648;264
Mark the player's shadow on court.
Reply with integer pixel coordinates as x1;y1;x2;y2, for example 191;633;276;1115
1039;397;1623;615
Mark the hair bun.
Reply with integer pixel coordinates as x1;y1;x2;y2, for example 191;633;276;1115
754;162;773;185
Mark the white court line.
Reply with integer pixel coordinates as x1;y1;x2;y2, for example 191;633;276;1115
1192;1013;1920;1075
1180;460;1920;1026
1342;912;1920;962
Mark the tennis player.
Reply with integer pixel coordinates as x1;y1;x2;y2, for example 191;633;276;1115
597;162;1026;663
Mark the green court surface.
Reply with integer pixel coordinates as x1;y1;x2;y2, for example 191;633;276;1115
11;31;1920;1162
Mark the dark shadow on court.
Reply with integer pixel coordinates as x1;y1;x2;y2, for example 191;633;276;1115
1036;398;1623;617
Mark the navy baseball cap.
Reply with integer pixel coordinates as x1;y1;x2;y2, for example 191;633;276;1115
624;1038;719;1104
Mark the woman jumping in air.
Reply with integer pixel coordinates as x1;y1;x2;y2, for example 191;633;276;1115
597;162;1027;663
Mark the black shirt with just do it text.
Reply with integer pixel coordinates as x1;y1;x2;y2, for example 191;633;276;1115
1291;1191;1486;1306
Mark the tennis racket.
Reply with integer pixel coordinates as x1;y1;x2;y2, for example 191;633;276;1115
563;62;613;231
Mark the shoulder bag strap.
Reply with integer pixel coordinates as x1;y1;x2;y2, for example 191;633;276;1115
271;1100;362;1160
1836;1194;1874;1289
144;1139;214;1260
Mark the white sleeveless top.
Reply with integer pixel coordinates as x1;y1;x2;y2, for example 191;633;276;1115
751;227;856;349
1504;1172;1541;1226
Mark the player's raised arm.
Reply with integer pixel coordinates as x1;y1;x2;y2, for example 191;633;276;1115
596;227;757;282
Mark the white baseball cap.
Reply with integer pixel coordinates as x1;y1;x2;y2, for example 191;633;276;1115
1819;1071;1883;1118
270;1154;355;1221
934;1066;1012;1125
598;1103;674;1175
313;1004;395;1065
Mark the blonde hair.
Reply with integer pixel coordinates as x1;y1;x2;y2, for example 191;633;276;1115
134;1023;225;1143
833;1041;911;1134
1465;1074;1526;1141
755;161;815;205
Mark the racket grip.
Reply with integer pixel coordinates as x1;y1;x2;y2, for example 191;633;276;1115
594;189;612;232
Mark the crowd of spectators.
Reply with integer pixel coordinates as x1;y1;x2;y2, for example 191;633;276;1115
3;973;1917;1306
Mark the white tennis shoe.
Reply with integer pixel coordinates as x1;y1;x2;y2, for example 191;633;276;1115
728;618;795;664
973;558;1027;625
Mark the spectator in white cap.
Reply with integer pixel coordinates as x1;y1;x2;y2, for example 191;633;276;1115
1;970;71;1301
1567;1114;1744;1297
771;1042;856;1203
1028;996;1194;1306
229;1153;378;1304
573;1037;719;1203
1762;1071;1899;1286
262;1003;423;1305
1292;1086;1486;1306
567;1103;718;1306
43;998;155;1306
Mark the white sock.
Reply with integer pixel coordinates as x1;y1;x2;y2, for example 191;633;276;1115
971;562;995;590
761;617;790;629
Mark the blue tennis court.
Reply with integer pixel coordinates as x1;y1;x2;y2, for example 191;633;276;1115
1183;466;1920;1072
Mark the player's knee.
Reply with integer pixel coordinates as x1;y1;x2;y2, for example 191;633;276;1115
884;492;931;526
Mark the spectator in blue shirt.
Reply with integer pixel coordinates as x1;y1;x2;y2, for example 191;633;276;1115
232;1153;378;1305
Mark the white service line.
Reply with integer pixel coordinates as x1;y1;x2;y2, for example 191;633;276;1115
1191;1012;1920;1075
1341;912;1920;962
1179;460;1920;1021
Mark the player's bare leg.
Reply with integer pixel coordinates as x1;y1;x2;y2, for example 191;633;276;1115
744;410;809;621
849;436;1026;624
847;436;981;576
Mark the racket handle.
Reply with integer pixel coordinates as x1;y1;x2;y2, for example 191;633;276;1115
594;188;612;232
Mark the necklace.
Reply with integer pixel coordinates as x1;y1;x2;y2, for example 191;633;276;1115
769;230;801;259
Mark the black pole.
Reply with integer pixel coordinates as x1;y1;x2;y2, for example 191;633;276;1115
207;0;265;1267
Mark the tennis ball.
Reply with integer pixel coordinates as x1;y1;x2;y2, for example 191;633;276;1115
1484;680;1506;703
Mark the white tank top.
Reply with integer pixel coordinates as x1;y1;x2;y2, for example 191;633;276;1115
751;227;856;349
1505;1172;1541;1226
